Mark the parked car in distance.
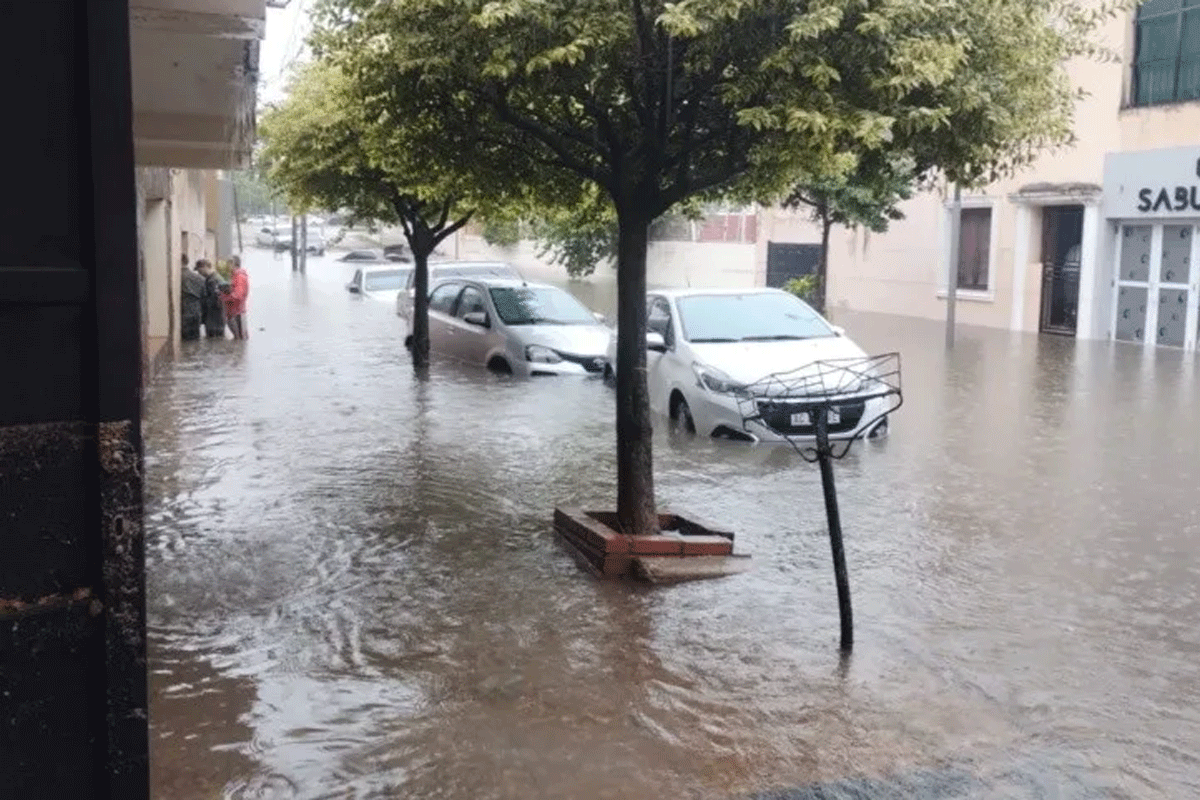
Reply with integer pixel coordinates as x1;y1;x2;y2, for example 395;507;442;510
383;244;413;262
339;249;387;262
254;224;326;255
347;265;412;301
603;287;890;443
403;276;611;376
396;261;523;319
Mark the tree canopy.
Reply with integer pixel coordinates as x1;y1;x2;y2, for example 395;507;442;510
308;0;1126;534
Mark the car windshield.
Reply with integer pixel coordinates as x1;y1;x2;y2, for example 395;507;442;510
676;292;834;342
489;286;596;325
363;270;408;291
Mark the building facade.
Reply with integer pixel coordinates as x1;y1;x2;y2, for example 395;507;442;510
824;1;1200;351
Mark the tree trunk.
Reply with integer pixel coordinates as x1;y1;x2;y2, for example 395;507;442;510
816;205;831;315
614;204;658;536
410;243;431;369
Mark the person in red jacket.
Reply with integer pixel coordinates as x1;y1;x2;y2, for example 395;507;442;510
222;254;250;340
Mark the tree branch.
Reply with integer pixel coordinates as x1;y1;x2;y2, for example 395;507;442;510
432;210;475;246
484;87;612;187
435;197;451;232
386;184;416;240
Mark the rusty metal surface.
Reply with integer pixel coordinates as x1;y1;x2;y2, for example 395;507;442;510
1;594;106;797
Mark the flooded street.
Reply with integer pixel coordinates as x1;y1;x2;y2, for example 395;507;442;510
146;249;1200;799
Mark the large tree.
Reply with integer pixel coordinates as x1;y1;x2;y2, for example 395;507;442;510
259;62;526;368
312;0;1122;535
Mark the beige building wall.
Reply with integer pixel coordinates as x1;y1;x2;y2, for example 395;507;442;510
136;167;214;373
450;230;758;294
824;6;1200;345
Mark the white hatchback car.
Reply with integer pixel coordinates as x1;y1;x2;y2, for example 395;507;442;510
604;288;890;442
346;265;412;301
406;277;612;376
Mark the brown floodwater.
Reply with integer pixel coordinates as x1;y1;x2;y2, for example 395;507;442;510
145;249;1200;799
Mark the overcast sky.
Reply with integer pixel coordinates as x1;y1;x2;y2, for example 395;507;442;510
258;0;313;105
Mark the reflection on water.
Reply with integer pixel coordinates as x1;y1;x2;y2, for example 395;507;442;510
146;250;1200;799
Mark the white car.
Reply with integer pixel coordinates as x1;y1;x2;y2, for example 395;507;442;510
604;288;890;443
347;265;412;301
254;224;326;255
405;276;612;376
395;261;522;320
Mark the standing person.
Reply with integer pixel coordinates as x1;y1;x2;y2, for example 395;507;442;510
180;253;205;341
195;259;227;338
222;254;250;340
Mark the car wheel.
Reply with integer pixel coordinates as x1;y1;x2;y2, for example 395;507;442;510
867;415;889;439
404;335;413;350
602;362;613;382
487;357;512;375
670;393;696;435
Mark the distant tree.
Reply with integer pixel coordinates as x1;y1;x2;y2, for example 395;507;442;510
313;0;1125;535
259;62;525;368
785;153;917;313
480;217;523;248
530;189;619;278
229;168;276;219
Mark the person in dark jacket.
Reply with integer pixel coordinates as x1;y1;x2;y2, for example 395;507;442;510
195;259;227;338
180;254;205;341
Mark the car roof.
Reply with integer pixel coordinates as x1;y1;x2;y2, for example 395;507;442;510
361;264;410;273
650;286;793;300
433;275;561;291
429;260;519;272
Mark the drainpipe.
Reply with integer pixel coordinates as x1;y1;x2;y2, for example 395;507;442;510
946;182;962;349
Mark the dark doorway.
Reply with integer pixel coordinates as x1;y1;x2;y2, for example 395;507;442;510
766;242;820;287
1039;205;1084;335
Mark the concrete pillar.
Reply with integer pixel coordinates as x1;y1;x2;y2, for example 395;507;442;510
1010;204;1032;331
1075;202;1103;341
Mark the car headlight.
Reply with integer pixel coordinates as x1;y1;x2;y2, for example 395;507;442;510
693;363;748;397
526;345;562;364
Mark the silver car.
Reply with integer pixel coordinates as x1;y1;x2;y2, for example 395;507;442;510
405;277;612;376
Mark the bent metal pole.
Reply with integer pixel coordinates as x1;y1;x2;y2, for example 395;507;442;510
814;407;853;652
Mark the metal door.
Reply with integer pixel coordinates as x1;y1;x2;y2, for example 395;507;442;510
1;3;147;797
1039;205;1084;335
766;242;820;287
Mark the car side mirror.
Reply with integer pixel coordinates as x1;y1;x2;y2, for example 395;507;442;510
593;311;607;324
347;283;360;293
463;311;489;327
830;325;845;337
647;331;667;352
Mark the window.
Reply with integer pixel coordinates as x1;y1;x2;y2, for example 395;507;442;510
675;292;834;343
455;286;487;318
363;270;407;292
1133;0;1200;106
428;282;463;314
488;286;596;325
957;207;992;291
648;296;675;347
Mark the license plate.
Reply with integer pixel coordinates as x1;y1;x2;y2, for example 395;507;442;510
790;408;839;426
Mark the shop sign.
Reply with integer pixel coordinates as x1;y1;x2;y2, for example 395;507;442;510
1103;147;1200;219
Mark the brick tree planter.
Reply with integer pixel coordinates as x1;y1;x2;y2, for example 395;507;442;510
553;508;749;583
